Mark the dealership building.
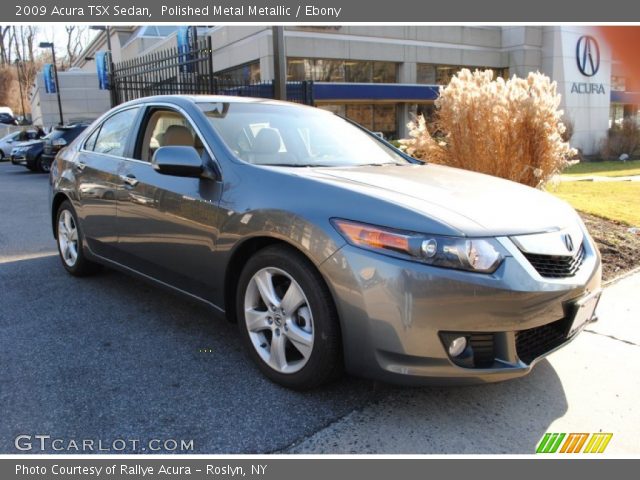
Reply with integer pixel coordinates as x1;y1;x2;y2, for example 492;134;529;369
33;25;639;154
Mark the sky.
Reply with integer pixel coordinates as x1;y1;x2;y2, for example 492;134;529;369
32;25;99;61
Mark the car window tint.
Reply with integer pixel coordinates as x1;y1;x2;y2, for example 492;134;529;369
199;102;408;167
84;127;100;151
93;108;139;157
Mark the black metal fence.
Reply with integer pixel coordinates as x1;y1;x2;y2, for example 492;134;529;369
112;37;314;106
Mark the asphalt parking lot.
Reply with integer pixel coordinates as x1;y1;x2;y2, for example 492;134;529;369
1;161;638;454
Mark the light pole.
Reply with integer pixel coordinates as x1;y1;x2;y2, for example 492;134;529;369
90;25;116;107
14;59;26;124
39;42;64;125
272;26;287;100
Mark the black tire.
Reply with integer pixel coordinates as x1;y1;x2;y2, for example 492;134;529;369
55;200;100;276
36;155;50;173
0;150;4;159
236;244;342;390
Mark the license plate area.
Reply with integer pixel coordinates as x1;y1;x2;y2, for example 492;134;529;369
567;290;601;337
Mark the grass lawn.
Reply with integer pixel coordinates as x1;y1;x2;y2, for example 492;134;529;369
549;181;640;226
563;159;640;177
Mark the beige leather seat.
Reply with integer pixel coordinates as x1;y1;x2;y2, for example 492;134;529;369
247;128;295;165
162;125;194;147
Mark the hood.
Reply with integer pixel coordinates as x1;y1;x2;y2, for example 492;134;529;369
14;140;43;148
293;163;578;236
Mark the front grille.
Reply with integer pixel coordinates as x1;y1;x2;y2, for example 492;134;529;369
469;334;495;367
522;243;585;278
515;318;569;364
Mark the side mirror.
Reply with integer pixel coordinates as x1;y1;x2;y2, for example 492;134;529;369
152;146;203;177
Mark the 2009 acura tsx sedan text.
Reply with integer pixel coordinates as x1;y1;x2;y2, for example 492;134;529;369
49;95;602;389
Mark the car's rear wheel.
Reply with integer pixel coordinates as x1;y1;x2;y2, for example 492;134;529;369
56;200;100;276
36;155;50;173
236;245;342;389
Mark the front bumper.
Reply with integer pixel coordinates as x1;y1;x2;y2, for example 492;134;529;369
320;231;602;385
10;154;27;166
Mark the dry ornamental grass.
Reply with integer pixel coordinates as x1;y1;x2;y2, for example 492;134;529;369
401;69;576;188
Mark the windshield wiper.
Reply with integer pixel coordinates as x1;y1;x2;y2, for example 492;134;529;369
357;162;405;167
258;163;336;168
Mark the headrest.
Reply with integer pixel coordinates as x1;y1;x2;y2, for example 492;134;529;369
252;128;281;154
162;125;194;147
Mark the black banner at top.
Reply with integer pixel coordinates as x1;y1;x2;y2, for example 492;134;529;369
4;0;640;22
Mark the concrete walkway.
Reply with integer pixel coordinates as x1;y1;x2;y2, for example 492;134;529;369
559;174;640;182
288;272;640;454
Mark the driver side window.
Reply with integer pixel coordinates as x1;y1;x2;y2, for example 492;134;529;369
138;109;205;162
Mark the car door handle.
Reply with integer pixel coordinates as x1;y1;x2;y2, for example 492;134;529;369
121;174;139;187
75;161;86;171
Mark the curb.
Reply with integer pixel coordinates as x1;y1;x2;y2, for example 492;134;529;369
604;265;640;287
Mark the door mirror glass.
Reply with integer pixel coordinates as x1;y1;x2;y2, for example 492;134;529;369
152;146;203;177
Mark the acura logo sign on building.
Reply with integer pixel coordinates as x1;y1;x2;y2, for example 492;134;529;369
576;35;600;77
571;34;605;95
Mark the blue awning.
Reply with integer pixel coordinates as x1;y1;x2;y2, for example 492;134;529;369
611;91;640;104
313;82;440;102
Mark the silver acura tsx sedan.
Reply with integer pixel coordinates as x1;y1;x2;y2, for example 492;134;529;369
49;95;602;389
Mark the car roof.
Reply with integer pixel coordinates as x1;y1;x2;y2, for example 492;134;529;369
121;94;317;111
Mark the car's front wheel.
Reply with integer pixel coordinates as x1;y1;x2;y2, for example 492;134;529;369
236;245;342;389
56;200;100;276
37;155;50;173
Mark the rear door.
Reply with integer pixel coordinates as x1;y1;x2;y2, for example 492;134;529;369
75;106;141;260
116;105;224;302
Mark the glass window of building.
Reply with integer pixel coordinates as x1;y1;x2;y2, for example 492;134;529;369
610;104;624;127
409;103;437;124
611;76;626;92
288;58;396;83
345;61;372;82
372;62;397;83
319;104;398;139
417;63;508;85
215;62;261;83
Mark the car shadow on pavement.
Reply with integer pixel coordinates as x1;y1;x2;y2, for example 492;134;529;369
0;255;394;454
288;354;568;454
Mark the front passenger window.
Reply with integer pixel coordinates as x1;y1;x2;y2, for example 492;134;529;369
92;108;139;157
138;110;204;162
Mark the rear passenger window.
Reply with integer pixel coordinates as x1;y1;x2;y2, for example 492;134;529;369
92;108;139;157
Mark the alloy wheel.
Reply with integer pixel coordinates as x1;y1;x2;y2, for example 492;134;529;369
243;267;314;374
58;210;79;267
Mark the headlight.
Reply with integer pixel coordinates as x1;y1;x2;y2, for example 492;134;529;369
52;138;67;147
331;219;503;273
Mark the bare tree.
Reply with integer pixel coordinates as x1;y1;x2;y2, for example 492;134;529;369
0;26;10;66
63;25;87;69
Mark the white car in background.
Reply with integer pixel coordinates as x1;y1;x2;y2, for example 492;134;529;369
0;131;39;160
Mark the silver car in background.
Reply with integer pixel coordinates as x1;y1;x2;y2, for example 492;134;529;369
49;96;602;389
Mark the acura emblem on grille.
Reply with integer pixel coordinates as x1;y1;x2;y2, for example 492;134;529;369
563;234;574;252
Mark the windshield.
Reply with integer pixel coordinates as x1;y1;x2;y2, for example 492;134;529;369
197;102;408;167
44;126;84;142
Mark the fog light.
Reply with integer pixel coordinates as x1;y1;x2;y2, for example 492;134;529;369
421;238;438;258
448;336;467;357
